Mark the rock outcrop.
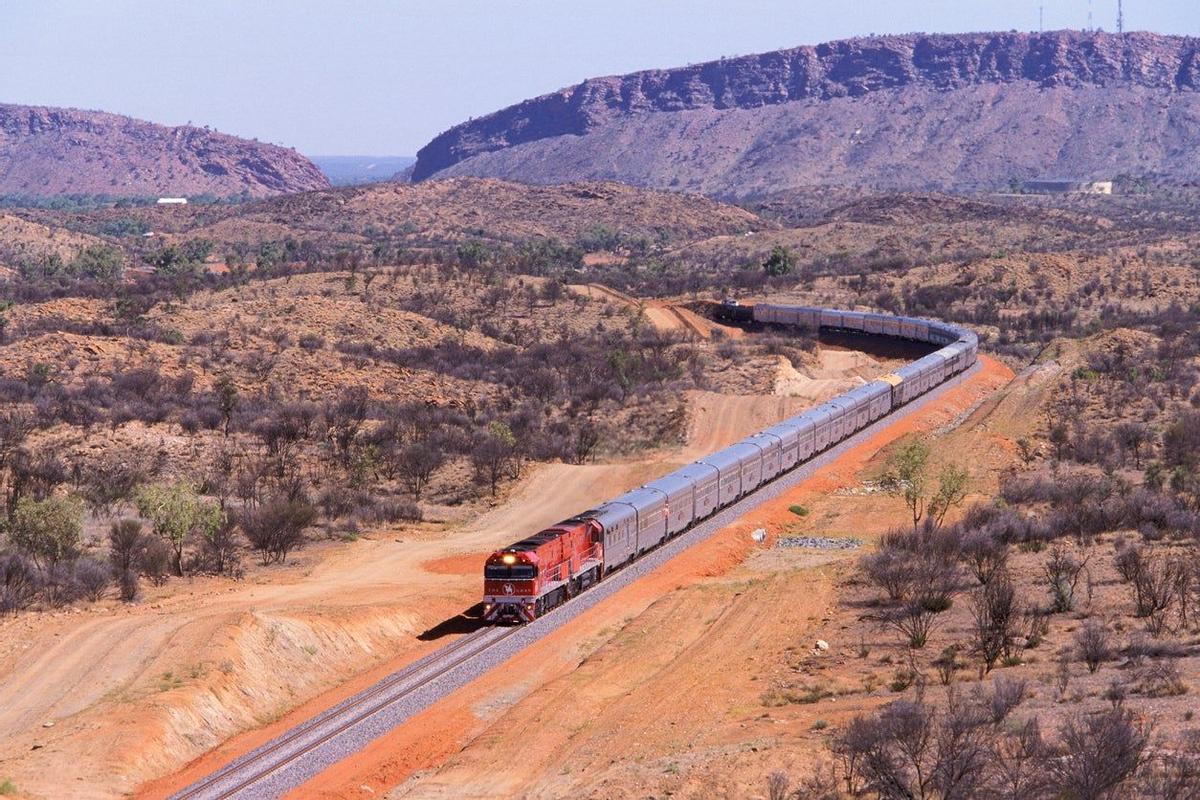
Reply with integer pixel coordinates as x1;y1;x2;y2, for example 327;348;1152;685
412;31;1200;195
0;104;330;197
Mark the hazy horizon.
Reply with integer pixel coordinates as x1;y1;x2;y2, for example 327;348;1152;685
4;0;1198;157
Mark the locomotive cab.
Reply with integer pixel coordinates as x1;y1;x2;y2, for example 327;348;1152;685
483;550;540;623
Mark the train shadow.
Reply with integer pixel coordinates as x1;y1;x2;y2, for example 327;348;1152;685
818;329;937;361
417;603;488;640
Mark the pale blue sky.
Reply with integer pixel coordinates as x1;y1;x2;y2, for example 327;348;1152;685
2;0;1196;156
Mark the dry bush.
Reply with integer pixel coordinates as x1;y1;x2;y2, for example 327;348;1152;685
988;719;1053;800
1048;707;1150;800
1114;540;1147;584
970;568;1023;674
885;594;949;650
139;537;172;586
240;495;316;565
117;568;139;603
960;527;1009;586
1074;620;1113;673
836;682;1028;799
1044;545;1089;613
1136;659;1188;698
1132;555;1180;636
861;548;914;603
107;519;145;574
196;514;241;576
1137;732;1200;798
0;553;39;614
70;558;110;602
979;676;1027;724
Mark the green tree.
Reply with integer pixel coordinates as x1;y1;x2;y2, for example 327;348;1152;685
135;483;222;576
71;244;125;281
180;238;214;264
884;439;969;528
884;439;932;528
0;299;12;343
456;240;491;269
762;245;795;277
7;495;84;568
929;463;970;527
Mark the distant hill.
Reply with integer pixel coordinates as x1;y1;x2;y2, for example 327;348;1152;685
0;103;330;198
310;155;415;186
81;177;767;252
412;30;1200;196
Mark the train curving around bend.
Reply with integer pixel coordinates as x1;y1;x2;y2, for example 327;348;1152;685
482;304;978;624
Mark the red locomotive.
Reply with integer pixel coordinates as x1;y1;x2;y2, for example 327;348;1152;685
483;515;604;623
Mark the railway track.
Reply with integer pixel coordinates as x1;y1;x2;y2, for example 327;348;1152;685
169;627;519;800
169;360;983;800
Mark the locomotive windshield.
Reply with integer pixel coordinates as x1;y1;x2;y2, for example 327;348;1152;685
485;564;536;579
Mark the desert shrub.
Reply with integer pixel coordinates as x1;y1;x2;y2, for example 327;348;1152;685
240;495;316;565
196;514;240;576
1113;540;1146;584
367;498;422;524
72;557;111;602
1136;734;1200;798
77;449;149;517
836;686;1028;800
1131;555;1180;636
108;519;146;573
392;441;444;499
960;527;1009;585
0;553;39;614
1048;707;1150;800
41;562;80;607
138;537;172;586
860;549;915;603
970;569;1023;673
317;483;362;522
981;676;1028;725
1075;620;1113;673
884;597;945;649
878;519;963;561
1136;659;1188;698
1126;634;1190;662
1163;410;1200;470
117;568;139;602
1044;545;1089;613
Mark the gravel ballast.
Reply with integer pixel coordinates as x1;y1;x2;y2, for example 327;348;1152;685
776;536;862;549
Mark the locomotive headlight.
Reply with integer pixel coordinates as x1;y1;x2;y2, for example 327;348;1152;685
502;553;517;565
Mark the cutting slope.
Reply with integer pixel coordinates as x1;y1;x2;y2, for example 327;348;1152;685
413;30;1200;195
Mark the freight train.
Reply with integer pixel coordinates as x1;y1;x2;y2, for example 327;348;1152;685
482;304;978;624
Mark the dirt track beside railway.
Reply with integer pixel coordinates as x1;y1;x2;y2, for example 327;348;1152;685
277;356;1014;800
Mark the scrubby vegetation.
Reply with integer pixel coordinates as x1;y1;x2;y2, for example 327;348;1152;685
0;217;756;614
787;371;1200;796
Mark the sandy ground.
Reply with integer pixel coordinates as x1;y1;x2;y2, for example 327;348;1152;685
269;356;1015;800
567;284;744;340
0;332;898;800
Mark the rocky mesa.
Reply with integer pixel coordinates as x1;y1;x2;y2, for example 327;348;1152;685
412;30;1200;196
0;103;330;198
